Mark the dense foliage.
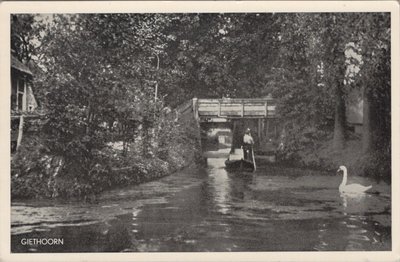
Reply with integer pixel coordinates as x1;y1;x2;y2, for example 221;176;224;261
11;14;202;199
11;12;391;199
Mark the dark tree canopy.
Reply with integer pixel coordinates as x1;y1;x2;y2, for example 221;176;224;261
12;12;391;180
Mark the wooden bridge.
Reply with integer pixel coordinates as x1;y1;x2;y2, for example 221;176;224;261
175;97;280;153
192;98;276;122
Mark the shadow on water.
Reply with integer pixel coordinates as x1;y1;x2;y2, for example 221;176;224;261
11;148;391;252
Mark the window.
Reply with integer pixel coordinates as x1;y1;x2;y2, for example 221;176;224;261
18;79;24;93
16;79;25;111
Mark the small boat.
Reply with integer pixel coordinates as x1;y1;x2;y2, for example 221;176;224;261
225;148;255;172
225;158;255;172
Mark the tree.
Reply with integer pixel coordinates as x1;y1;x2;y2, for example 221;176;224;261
15;12;391;180
322;14;349;150
30;14;170;173
11;14;36;62
357;14;391;155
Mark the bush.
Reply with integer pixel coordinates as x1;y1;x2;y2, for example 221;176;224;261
11;114;201;200
11;135;53;198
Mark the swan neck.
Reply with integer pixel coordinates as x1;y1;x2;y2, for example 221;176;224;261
341;169;348;185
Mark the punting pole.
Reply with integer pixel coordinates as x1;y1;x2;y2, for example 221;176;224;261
252;147;256;172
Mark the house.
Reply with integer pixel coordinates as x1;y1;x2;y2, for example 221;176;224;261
11;55;37;112
11;54;38;153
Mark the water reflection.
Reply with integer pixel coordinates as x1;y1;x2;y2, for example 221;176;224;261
11;150;391;252
207;158;232;214
314;221;330;251
337;192;387;250
340;192;368;209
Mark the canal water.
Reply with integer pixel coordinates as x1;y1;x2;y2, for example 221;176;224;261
11;148;391;252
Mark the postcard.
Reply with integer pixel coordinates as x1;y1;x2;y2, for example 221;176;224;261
0;1;399;261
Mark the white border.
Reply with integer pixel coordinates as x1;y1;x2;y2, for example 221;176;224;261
0;1;399;262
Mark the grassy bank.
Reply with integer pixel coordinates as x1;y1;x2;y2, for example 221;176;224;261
11;121;202;200
276;137;391;183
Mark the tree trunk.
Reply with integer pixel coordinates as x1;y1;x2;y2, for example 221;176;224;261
362;86;371;153
122;125;128;156
333;82;346;150
141;120;151;157
16;115;24;151
362;85;379;154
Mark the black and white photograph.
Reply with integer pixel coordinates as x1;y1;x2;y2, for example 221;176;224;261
1;1;399;261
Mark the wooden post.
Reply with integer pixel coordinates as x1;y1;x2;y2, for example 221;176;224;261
15;79;19;110
23;79;27;111
192;98;199;121
261;119;265;142
231;120;237;153
264;102;268;117
16;115;24;151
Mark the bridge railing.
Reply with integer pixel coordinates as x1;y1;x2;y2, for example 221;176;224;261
195;98;276;119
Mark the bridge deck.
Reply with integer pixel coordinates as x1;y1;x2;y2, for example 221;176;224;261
195;98;276;120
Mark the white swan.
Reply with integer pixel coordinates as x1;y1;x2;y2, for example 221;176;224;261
337;166;372;194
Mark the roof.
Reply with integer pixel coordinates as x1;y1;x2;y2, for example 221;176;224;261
11;55;32;75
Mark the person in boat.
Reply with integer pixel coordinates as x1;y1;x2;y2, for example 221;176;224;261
243;128;254;161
